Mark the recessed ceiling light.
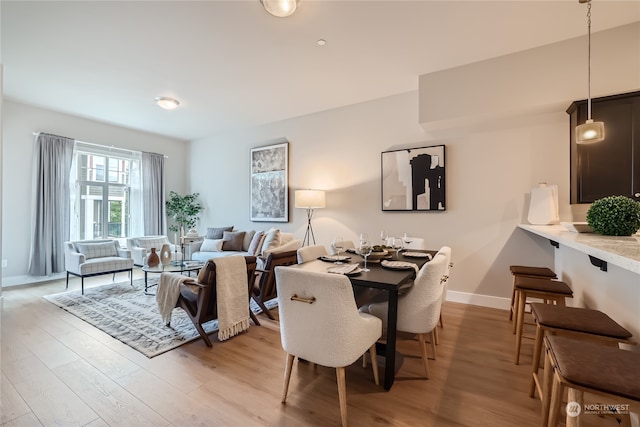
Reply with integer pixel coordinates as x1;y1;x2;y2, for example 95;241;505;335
317;39;326;46
155;97;180;110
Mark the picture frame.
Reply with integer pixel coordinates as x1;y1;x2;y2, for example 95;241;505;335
250;142;289;222
381;144;446;211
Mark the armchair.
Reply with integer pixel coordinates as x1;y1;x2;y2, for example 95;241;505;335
126;235;183;266
251;249;298;320
64;239;133;294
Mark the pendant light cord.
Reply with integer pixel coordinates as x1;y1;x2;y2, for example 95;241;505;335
587;0;593;120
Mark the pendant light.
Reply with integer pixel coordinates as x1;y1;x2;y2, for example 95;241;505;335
575;0;605;144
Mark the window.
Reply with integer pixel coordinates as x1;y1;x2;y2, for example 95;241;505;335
70;143;142;241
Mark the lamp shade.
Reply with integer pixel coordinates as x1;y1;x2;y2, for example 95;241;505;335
576;119;605;144
261;0;298;17
295;190;325;209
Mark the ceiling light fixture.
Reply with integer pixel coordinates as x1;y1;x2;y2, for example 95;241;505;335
575;0;605;144
155;97;180;110
261;0;299;18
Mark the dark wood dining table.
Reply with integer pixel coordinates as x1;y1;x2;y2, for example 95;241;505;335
293;249;435;390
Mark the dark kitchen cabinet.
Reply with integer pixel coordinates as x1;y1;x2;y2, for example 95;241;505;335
568;90;640;204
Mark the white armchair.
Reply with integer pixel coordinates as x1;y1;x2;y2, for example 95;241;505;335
275;267;381;427
360;248;450;379
126;235;183;266
64;239;134;294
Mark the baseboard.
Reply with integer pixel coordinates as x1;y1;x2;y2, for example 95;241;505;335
445;290;510;311
1;273;66;288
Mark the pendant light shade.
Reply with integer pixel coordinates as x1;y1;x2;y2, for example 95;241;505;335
261;0;299;17
576;0;605;144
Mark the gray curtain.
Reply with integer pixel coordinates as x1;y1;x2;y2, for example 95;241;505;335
28;133;74;276
141;151;165;235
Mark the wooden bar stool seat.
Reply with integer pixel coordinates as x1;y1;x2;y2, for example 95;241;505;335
529;303;633;404
545;335;640;427
509;265;557;322
514;276;572;364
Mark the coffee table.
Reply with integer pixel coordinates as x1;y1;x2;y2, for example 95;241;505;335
141;262;204;295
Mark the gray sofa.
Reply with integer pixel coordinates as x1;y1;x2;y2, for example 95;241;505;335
188;228;301;263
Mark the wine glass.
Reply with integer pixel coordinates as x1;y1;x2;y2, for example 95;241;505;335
333;237;345;264
391;237;403;259
402;233;413;251
380;230;388;246
358;239;372;272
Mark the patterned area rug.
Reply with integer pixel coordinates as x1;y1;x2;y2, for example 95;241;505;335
43;278;277;358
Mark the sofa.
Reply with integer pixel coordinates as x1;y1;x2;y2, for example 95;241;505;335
126;235;183;266
188;227;301;264
64;239;134;294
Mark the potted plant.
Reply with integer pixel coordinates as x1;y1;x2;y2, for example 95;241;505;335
586;195;640;236
165;191;203;234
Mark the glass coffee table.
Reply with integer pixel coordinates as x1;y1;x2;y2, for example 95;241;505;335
141;261;204;295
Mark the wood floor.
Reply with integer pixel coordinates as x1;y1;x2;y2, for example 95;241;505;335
0;272;621;427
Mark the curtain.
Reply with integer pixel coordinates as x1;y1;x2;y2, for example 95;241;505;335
141;152;165;235
28;133;74;276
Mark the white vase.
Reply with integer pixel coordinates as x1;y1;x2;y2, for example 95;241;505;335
528;183;559;225
160;243;173;265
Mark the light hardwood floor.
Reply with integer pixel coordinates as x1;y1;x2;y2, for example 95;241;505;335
1;272;620;427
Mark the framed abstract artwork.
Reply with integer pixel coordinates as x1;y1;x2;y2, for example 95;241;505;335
250;142;289;222
381;144;446;211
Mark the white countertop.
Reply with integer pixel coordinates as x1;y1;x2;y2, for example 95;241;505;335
518;224;640;275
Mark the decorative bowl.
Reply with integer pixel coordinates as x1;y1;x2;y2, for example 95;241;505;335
367;249;389;261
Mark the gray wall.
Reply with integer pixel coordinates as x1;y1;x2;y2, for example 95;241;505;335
1;100;189;284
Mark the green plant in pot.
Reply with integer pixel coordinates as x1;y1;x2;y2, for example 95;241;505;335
165;191;203;234
586;195;640;236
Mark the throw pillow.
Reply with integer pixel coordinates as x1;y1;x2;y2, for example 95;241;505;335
200;238;224;252
222;231;245;251
260;228;281;254
75;241;117;259
247;231;265;255
243;230;256;251
206;226;233;240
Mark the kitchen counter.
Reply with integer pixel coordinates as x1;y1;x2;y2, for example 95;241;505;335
518;224;640;275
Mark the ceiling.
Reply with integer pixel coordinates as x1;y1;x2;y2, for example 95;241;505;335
2;1;639;141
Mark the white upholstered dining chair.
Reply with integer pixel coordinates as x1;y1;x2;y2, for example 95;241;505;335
275;267;382;427
402;236;427;250
296;244;328;263
360;249;449;379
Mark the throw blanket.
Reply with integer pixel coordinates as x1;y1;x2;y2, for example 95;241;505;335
156;272;191;325
214;256;250;341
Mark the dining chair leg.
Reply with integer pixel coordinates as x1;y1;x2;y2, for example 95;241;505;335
281;354;295;403
336;367;348;427
429;330;437;360
433;325;440;346
369;345;379;386
417;333;431;379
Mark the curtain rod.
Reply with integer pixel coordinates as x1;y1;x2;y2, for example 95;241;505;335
32;132;168;158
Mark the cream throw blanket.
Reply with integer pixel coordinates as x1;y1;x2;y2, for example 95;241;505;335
214;256;250;341
156;272;191;325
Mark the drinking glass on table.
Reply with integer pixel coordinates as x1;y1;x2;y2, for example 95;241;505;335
402;233;413;250
380;230;389;246
332;237;345;264
391;237;403;259
358;239;372;272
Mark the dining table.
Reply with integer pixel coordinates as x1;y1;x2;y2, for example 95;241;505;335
292;249;436;391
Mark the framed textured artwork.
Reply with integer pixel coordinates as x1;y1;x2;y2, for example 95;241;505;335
250;142;289;222
381;144;446;211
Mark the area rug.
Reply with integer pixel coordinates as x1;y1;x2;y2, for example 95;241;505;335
43;278;277;358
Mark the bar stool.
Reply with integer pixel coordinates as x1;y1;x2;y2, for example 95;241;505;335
544;335;640;427
513;276;572;364
509;265;557;322
528;303;633;400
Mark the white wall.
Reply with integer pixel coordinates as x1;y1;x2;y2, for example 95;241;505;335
189;23;639;305
1;100;189;283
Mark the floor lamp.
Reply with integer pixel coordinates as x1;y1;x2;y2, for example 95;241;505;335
295;189;326;246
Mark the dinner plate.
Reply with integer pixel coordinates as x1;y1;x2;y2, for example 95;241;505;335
319;255;351;262
403;252;432;259
380;260;417;270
